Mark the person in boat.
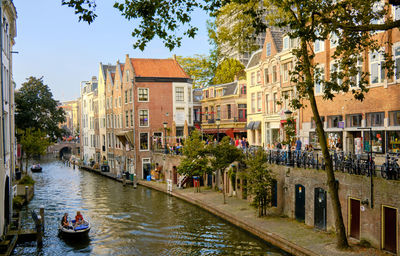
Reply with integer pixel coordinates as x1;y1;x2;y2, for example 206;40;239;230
75;211;84;226
61;213;72;229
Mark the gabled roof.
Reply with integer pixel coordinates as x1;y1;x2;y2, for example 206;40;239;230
119;63;125;73
271;30;284;52
246;49;262;69
130;58;189;78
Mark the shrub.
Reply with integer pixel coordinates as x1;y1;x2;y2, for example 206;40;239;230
18;175;35;185
13;196;24;210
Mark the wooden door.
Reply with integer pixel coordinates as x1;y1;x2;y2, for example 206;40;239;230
349;199;360;239
314;188;326;230
383;206;397;254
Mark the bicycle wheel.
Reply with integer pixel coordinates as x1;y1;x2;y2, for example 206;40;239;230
381;165;388;179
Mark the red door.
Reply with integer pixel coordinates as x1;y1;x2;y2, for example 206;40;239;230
350;199;360;239
383;206;397;254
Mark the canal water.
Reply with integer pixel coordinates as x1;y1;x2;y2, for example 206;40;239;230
14;159;288;255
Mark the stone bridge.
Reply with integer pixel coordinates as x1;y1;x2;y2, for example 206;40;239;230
48;142;80;158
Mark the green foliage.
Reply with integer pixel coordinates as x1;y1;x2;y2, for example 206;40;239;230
242;149;274;217
13;196;25;210
283;116;296;145
177;130;211;177
176;55;215;88
210;136;243;174
18;175;35;186
213;58;245;84
19;128;52;172
15;76;66;141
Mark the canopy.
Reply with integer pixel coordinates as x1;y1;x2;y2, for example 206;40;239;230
116;130;134;147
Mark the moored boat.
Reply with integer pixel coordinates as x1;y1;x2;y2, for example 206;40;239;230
31;164;42;172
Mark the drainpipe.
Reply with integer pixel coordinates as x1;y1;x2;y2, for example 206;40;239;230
0;0;5;165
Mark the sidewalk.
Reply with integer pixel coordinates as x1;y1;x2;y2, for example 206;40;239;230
139;180;390;256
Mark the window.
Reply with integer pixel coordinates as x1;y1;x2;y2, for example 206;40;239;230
264;68;269;84
251;72;255;85
130;110;133;126
372;1;384;25
272;66;277;83
351;55;363;87
125;111;129;127
346;114;362;127
238;104;247;122
140;133;149;150
265;95;269;114
216;105;221;119
204;107;208;120
210;106;214;120
315;65;325;94
266;42;271;56
138;88;149;102
188;88;192;102
366;112;384;127
251;93;256;113
227;104;231;119
330;32;338;48
311;116;325;129
176;87;184;101
314;31;324;53
394;45;400;80
119;96;122;107
370;50;385;84
240;84;246;94
124;90;128;103
126;70;130;82
139;109;149;127
328;115;342;128
129;88;133;102
257;71;261;84
273;93;277;113
282;63;289;82
330;61;342;86
283;36;289;50
389;111;400;126
257;92;262;112
393;5;400;21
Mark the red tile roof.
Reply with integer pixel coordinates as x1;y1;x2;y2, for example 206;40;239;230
130;58;189;78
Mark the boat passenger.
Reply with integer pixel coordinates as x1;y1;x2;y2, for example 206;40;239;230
75;211;84;226
61;213;72;229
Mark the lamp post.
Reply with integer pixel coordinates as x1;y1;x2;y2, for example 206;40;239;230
163;122;168;154
216;118;221;142
284;110;293;166
358;127;373;208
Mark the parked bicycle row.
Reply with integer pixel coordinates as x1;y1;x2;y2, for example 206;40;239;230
247;147;400;181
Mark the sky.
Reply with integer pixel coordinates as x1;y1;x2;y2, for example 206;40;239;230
13;1;211;102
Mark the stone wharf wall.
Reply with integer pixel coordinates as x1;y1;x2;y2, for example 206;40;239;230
153;153;400;252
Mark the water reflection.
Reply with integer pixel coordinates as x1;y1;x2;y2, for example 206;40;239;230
14;158;288;256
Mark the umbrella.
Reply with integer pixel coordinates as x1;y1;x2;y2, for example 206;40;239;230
184;120;189;138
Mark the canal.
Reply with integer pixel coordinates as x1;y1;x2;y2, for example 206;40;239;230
14;159;288;255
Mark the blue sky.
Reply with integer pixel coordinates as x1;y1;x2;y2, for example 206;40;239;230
13;1;211;102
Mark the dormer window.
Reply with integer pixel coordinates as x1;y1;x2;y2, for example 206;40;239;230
283;36;289;50
266;43;271;56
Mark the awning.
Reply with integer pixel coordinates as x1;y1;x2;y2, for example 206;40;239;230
116;130;134;147
253;121;261;130
246;121;254;130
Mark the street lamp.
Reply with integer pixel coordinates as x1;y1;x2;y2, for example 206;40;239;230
358;127;373;208
216;118;221;142
163;122;168;154
284;110;293;166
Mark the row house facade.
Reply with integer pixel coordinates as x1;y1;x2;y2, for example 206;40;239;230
80;77;99;164
92;55;193;179
299;5;400;156
201;80;247;140
0;0;16;238
59;100;80;137
246;28;297;148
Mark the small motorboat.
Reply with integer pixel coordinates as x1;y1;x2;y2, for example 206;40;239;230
58;220;91;238
31;164;42;172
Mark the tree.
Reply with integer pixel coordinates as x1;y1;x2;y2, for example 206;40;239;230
242;149;274;217
177;130;211;181
176;55;215;88
19;128;51;173
210;136;243;203
213;58;245;84
15;76;66;141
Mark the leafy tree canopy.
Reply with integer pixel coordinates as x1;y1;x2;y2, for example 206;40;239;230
15;76;66;141
177;130;211;177
176;54;215;88
210;136;243;173
213;58;245;84
19;128;52;172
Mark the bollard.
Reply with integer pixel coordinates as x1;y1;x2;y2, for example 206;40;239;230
133;174;137;189
25;186;29;202
37;215;43;247
40;206;45;232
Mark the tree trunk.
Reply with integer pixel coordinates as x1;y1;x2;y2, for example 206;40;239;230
300;38;349;249
221;169;226;204
25;155;29;174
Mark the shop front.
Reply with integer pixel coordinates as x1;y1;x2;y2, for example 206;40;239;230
309;131;343;150
363;131;385;154
387;130;400;153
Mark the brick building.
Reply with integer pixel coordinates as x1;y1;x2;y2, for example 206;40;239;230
201;80;247;140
